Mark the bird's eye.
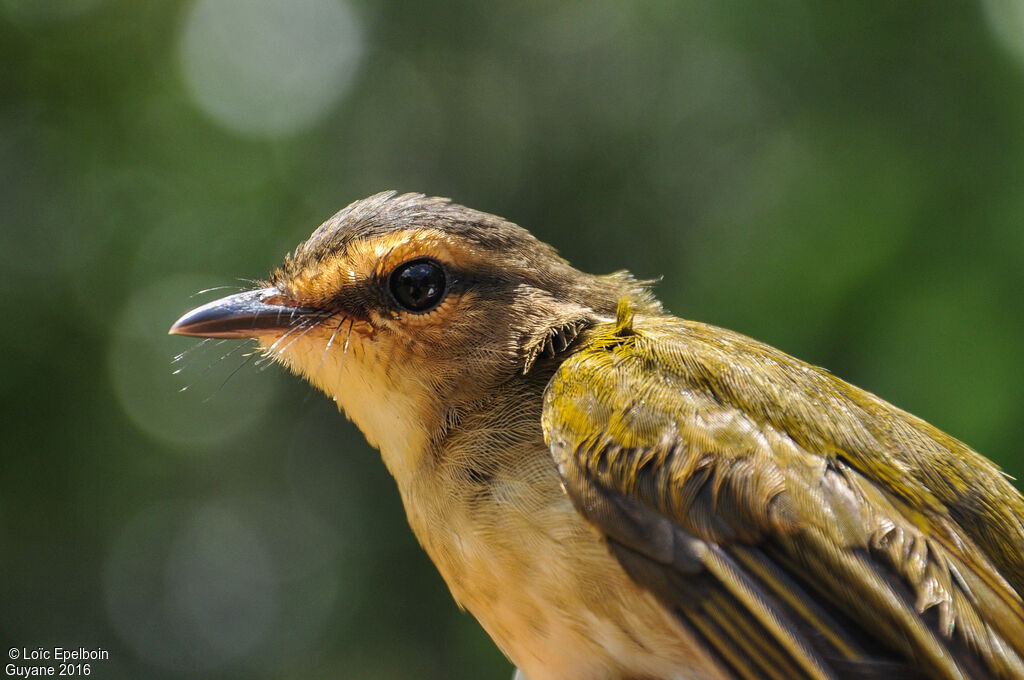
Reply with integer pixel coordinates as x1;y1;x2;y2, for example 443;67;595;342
388;259;448;312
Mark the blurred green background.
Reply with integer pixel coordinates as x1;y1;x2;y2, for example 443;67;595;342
2;0;1023;677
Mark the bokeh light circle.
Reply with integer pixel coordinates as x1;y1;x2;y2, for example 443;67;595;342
178;0;364;138
104;499;351;674
108;273;278;449
104;502;275;672
983;0;1024;69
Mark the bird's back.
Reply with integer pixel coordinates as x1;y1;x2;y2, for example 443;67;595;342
545;308;1024;679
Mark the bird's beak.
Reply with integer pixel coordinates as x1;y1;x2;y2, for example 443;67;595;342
168;287;320;339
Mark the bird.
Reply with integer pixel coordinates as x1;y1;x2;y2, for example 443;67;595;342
169;191;1024;680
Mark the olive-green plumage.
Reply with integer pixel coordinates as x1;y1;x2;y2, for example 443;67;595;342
546;300;1024;679
170;192;1024;679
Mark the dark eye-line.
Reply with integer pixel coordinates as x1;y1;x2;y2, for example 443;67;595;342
388;258;448;313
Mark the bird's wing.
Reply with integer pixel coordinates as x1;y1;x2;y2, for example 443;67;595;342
542;306;1024;680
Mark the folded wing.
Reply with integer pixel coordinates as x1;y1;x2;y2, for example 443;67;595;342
542;309;1024;680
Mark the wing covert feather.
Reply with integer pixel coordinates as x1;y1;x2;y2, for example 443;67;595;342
542;311;1024;680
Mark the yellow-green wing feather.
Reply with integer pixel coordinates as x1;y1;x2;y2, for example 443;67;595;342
542;305;1024;680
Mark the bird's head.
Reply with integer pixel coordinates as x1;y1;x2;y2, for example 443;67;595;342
170;192;657;470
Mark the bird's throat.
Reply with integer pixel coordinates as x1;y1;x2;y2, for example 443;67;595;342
258;330;433;484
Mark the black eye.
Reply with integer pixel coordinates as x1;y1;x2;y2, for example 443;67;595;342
388;259;447;312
